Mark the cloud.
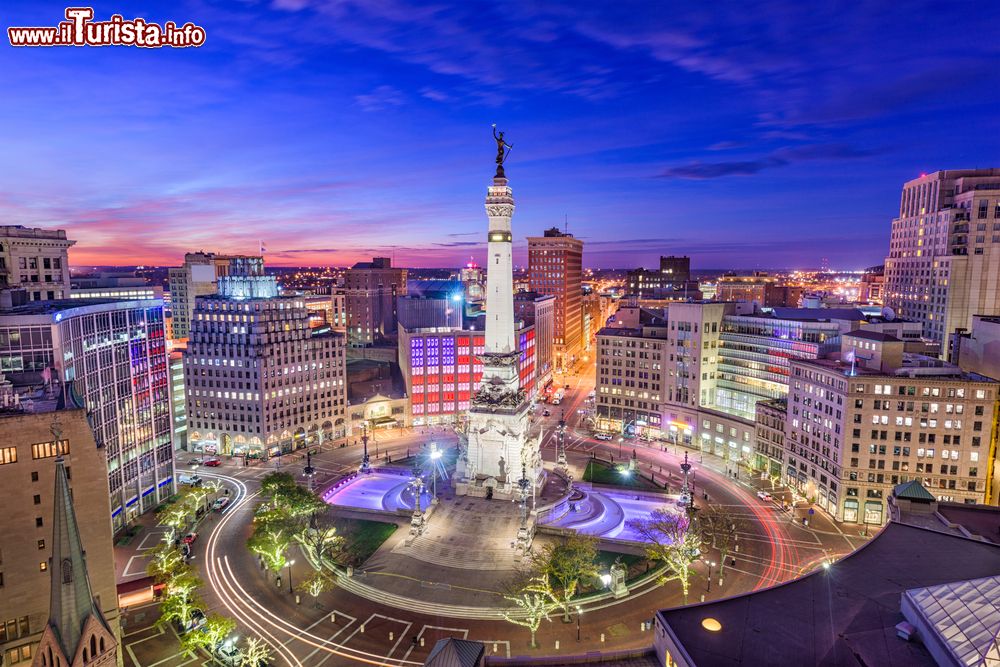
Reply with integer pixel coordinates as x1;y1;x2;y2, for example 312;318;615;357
659;143;886;179
355;85;406;112
433;241;479;247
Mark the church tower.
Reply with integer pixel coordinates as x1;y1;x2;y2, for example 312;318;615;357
32;458;118;667
456;129;543;500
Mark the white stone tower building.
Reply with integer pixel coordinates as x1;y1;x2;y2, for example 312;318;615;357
457;130;542;500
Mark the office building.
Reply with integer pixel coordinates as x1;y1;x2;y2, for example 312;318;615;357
625;255;700;300
715;310;848;419
169;345;187;452
0;408;120;667
716;273;802;307
344;257;407;347
0;226;74;301
785;331;997;525
398;280;466;331
0;299;173;530
858;264;885;304
952;315;1000;380
514;291;555;391
184;274;347;459
528;228;583;370
400;323;536;427
70;273;161;302
167;252;263;340
884;169;1000;351
459;261;485;303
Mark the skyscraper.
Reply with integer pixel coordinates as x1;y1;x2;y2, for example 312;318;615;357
884;169;1000;352
184;273;347;459
0;226;75;301
457;141;541;501
344;257;407;348
527;228;583;370
0;299;173;530
167;252;263;340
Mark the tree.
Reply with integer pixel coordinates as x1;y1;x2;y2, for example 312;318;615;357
502;581;553;649
184;484;211;516
146;543;185;582
295;522;344;567
529;535;599;621
247;519;292;576
179;614;235;654
240;638;272;667
260;472;296;499
698;505;746;580
156;501;189;542
158;568;203;630
297;570;336;598
626;510;702;604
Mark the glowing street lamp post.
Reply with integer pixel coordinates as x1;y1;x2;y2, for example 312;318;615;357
429;445;442;503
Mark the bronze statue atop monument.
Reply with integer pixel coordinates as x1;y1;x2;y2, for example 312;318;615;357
492;124;512;177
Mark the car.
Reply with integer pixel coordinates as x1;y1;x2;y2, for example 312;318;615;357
757;491;773;502
181;532;198;545
187;459;201;466
594;432;613;441
550;398;561;405
542;409;551;417
176;609;206;635
216;641;242;663
588;390;596;399
212;497;230;511
202;457;222;467
180;475;203;487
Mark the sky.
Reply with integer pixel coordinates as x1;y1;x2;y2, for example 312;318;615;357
2;1;999;270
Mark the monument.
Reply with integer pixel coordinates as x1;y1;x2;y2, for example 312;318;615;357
456;127;543;503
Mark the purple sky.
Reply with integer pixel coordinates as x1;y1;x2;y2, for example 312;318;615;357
3;1;999;269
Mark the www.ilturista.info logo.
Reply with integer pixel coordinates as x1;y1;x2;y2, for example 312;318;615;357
8;8;206;48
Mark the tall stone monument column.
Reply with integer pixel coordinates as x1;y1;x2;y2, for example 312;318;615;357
456;129;542;500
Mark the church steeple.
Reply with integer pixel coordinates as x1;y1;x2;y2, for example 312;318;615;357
33;457;117;667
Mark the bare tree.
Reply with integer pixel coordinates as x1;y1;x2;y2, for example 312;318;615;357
698;505;746;581
626;510;702;604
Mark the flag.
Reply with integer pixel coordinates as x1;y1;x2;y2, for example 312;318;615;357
844;348;856;363
259;240;266;254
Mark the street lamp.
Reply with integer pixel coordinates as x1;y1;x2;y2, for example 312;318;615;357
576;605;583;641
704;560;717;592
429;446;442;501
287;559;295;594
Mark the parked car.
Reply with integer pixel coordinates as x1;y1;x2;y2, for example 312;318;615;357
542;409;551;417
203;457;222;467
757;491;773;502
212;497;230;511
187;459;201;466
176;609;206;634
182;532;198;545
216;641;242;663
594;432;613;441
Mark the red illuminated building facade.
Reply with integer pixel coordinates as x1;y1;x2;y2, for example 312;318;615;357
400;324;537;426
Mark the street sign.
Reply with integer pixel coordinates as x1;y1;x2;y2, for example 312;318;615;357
808;508;815;515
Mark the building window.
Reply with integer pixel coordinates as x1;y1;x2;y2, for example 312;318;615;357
31;440;69;460
35;517;43;528
30;471;38;482
0;448;16;465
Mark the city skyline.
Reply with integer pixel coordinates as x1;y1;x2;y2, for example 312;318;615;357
4;1;1000;270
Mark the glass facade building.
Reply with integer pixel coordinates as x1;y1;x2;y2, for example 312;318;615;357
0;299;173;530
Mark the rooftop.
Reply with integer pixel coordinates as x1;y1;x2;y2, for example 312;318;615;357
795;356;994;383
0;297;159;318
770;307;867;321
845;330;902;343
656;521;1000;667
